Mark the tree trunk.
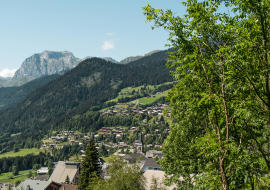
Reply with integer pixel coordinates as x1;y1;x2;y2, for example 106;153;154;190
220;156;229;190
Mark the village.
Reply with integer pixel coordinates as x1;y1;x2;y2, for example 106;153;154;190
41;103;171;159
0;101;174;189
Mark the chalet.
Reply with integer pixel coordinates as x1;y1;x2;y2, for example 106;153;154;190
116;134;123;138
83;136;90;140
16;180;61;190
1;183;15;190
118;142;128;150
49;161;81;184
59;184;78;190
146;150;163;159
37;167;49;175
148;112;157;117
137;112;142;116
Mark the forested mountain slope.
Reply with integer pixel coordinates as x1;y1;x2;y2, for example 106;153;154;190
0;74;61;110
0;52;173;153
127;49;171;67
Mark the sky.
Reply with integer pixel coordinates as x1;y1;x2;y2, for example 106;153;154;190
0;0;229;78
0;0;188;77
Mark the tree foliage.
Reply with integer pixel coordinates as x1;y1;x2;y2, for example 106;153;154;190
0;53;174;153
92;158;145;190
143;0;270;189
12;166;19;176
65;175;70;184
78;139;100;190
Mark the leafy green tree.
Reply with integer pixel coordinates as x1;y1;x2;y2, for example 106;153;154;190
32;164;40;171
143;0;270;189
92;158;145;190
12;166;19;176
48;168;53;176
48;159;54;168
78;139;100;190
13;147;19;153
27;171;32;178
15;180;21;187
65;175;70;184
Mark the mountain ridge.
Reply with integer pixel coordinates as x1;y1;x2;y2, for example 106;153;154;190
0;50;173;153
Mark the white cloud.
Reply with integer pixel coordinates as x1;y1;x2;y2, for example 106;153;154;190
0;68;17;78
106;32;115;36
102;40;115;50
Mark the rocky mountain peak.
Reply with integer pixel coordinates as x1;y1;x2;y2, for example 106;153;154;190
13;50;80;78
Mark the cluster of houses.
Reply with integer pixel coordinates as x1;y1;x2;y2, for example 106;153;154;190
41;121;170;153
1;149;171;190
2;132;172;190
41;131;94;149
100;103;169;117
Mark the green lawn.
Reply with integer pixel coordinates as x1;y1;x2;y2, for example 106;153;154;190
106;82;174;103
0;148;42;158
138;91;169;105
101;155;118;163
0;169;36;183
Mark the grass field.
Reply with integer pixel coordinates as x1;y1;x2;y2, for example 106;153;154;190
101;155;118;162
138;91;169;105
0;169;36;183
106;82;174;103
0;148;42;158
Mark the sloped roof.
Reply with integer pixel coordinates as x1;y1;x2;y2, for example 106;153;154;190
125;153;147;161
49;161;79;184
141;158;161;172
16;180;54;190
59;184;78;190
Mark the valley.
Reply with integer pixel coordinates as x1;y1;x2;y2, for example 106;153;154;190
0;49;175;186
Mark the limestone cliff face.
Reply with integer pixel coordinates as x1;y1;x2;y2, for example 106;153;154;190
13;50;81;78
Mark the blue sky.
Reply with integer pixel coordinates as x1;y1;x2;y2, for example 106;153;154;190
0;0;229;77
0;0;187;77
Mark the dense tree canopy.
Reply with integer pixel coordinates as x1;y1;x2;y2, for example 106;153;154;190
0;53;174;153
78;139;100;190
143;0;270;189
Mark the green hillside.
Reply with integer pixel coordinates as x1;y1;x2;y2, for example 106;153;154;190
107;82;173;103
0;50;173;154
0;148;42;158
0;74;61;109
0;169;36;183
